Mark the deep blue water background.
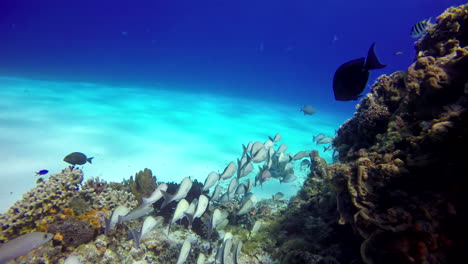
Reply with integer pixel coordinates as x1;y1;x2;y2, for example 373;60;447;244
0;0;464;113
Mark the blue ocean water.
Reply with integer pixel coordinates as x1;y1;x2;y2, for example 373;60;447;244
0;0;465;213
1;0;462;110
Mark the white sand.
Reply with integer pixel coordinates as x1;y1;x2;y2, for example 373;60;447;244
0;76;349;213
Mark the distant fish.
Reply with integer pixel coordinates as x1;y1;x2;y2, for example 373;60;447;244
63;152;93;165
313;133;325;142
160;177;193;209
411;18;432;38
142;183;168;204
300;159;310;167
300;105;316;115
333;42;386;101
280;174;297;184
0;232;53;263
292;151;311;161
394;51;404;55
176;239;191;264
272;192;285;201
316;136;334;145
323;145;335;152
35;170;49;176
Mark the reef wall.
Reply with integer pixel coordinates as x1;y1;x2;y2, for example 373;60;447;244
278;4;468;264
334;5;468;263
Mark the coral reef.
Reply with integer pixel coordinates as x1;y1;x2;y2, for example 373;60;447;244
275;151;361;263
0;167;83;241
331;4;468;264
47;217;96;248
80;178;138;211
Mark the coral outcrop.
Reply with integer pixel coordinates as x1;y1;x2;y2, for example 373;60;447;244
0;167;83;241
123;168;157;204
331;4;468;264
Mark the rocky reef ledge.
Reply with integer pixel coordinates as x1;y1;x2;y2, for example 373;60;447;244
275;4;468;264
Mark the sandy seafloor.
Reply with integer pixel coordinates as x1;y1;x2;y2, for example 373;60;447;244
0;76;347;213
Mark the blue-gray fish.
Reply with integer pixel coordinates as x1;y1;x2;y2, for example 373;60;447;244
272;192;285;201
142;183;168;204
411;18;432;38
105;205;130;235
169;199;189;232
280;174;297;184
161;177;193;209
130;216;159;248
313;133;325;142
300;105;316;115
202;171;219;191
316;136;334;145
220;161;236;180
0;232;53;263
211;184;223;201
118;203;154;223
176;239;191;264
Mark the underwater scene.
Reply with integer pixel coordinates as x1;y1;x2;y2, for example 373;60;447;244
0;0;467;263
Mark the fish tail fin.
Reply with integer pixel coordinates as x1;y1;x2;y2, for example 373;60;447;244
129;229;141;249
87;157;94;164
323;146;327;152
160;190;173;209
142;197;149;204
365;42;386;70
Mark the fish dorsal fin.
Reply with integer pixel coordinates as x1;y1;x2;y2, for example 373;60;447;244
365;42;386;70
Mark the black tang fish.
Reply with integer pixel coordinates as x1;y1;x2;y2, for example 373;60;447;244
63;152;94;165
333;43;386;101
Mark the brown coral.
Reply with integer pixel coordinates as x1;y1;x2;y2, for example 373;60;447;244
329;4;468;264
